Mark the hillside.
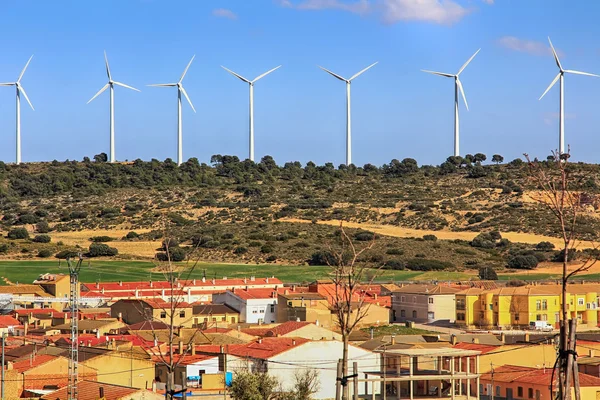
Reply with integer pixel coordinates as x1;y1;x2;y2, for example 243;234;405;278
0;154;599;276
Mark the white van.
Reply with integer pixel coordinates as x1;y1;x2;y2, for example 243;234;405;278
529;321;553;331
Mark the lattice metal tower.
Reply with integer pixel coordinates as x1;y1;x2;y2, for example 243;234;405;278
67;255;83;400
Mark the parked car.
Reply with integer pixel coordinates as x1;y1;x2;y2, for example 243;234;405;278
529;321;553;331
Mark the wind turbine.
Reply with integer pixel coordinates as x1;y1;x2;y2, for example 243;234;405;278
318;62;377;166
539;37;599;155
422;49;480;157
0;55;35;165
87;51;140;163
221;65;281;162
149;56;196;166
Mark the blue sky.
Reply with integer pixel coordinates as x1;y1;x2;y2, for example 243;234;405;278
1;0;600;166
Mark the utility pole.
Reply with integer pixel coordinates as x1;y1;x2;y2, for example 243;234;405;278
67;255;84;400
490;362;494;400
1;332;5;400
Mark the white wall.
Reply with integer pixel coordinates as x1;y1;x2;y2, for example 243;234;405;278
187;356;220;376
268;341;380;399
246;298;278;324
213;292;247;322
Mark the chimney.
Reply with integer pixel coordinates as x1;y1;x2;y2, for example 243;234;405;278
472;338;479;344
272;291;277;298
220;345;225;354
202;277;206;283
150;280;153;287
374;294;378;300
525;333;530;343
212;278;216;284
179;341;184;355
24;322;28;336
266;278;269;284
187;288;192;303
135;289;139;298
450;334;457;345
391;335;396;345
589;349;596;358
191;341;196;355
96;282;99;289
244;278;247;284
258;338;262;344
96;330;101;339
292;339;296;346
500;333;506;344
101;288;105;294
284;289;289;295
119;281;122;286
118;312;122;322
250;276;255;282
193;279;196;285
315;320;319;327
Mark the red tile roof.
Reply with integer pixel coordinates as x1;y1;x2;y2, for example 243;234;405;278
83;277;283;292
12;354;58;373
13;309;60;316
453;343;497;354
243;321;312;337
41;380;147;400
481;365;600;387
194;337;310;360
0;315;22;327
231;288;283;300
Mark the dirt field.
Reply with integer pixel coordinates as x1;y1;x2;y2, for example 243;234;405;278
49;229;159;258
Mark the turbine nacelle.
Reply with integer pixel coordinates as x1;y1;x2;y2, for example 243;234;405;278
148;55;196;113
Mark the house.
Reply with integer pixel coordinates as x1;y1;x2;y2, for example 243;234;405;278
0;283;57;311
0;315;21;335
192;303;240;327
41;380;164;400
392;284;461;323
33;273;72;299
52;318;126;335
479;364;600;400
276;292;331;325
213;288;282;324
242;321;342;341
110;299;195;327
578;353;600;378
3;354;97;399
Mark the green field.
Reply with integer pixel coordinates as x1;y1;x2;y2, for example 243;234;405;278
0;260;424;285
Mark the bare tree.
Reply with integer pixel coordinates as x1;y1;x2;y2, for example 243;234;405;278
525;150;597;400
326;223;378;400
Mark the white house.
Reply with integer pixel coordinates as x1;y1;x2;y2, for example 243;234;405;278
213;288;279;324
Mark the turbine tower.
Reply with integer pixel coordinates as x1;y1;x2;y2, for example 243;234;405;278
149;56;196;166
87;51;140;163
539;37;599;155
0;55;35;165
318;62;377;166
221;65;281;162
422;49;480;157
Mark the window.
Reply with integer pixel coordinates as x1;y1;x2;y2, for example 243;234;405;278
528;388;534;398
496;386;500;396
221;317;226;321
541;314;548;321
456;299;465;310
536;300;541;310
400;310;406;318
428;298;434;304
542;299;548;310
517;387;523;397
515;313;520;321
160;311;166;319
270;305;275;313
578;298;585;306
489;304;493;311
259;309;265;313
212;317;216;322
412;296;416;303
179;311;185;318
252;310;258;314
536;314;542;321
412;310;417;318
400;296;405;303
288;301;292;306
457;313;465;321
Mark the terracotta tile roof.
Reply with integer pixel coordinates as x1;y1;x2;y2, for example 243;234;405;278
481;365;600;387
393;284;461;295
453;342;497;354
231;288;284;300
195;337;310;360
11;354;59;373
83;277;283;292
127;320;170;331
0;315;22;327
41;380;151;400
13;308;60;316
0;284;49;295
242;321;312;337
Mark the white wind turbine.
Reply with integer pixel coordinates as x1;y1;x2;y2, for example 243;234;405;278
221;65;281;162
539;37;599;155
87;51;140;163
0;55;35;165
422;49;480;157
319;62;377;166
149;56;196;166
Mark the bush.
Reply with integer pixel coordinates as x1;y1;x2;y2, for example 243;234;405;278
507;254;539;270
354;231;375;241
8;228;29;240
261;244;274;254
0;244;8;254
161;238;180;250
88;243;118;257
55;250;79;259
536;241;555;251
478;266;498;280
266;255;277;262
506;279;527;287
386;248;404;255
33;234;51;243
37;249;52;258
423;234;437;241
234;246;248;255
125;231;140;239
89;236;114;243
553;249;577;262
69;211;88;219
18;214;38;225
406;258;453;271
384;260;405;270
99;207;121;218
36;221;50;233
309;250;336;266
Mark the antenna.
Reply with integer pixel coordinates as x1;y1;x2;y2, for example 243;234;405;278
67;254;85;400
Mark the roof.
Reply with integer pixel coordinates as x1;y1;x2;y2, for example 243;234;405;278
278;292;327;300
12;354;60;373
450;334;504;346
195;337;310;360
33;274;69;284
393;284;461;295
453;342;498;354
481;365;600;387
193;304;239;315
127;320;170;331
41;380;158;400
576;356;600;366
0;284;49;296
113;298;194;309
379;347;481;357
242;321;312;337
83;277;283;292
53;318;123;331
230;288;284;300
14;308;60;316
0;315;21;327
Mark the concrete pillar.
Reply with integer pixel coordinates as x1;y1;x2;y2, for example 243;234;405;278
409;355;414;400
451;357;455;400
476;355;480;398
466;356;471;399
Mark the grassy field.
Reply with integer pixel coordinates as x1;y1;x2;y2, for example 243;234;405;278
0;260;423;285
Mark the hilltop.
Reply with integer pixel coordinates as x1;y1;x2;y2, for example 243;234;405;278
0;154;599;277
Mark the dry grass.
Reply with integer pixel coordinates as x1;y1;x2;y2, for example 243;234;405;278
49;229;159;258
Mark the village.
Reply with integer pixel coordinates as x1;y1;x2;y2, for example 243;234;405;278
0;273;598;399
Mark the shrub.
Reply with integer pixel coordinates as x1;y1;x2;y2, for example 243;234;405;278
248;241;261;248
536;241;555;251
423;234;437;241
507;254;538;270
266;255;277;262
55;250;79;259
384;260;405;270
234;246;248;255
406;258;452;271
0;244;8;254
36;221;50;233
506;279;527;287
125;231;140;239
34;210;49;218
261;244;274;254
69;211;88;219
37;249;52;258
18;214;39;225
478;266;498;280
309;250;336;266
169;247;187;262
354;231;375;241
8;228;29;240
553;249;578;262
161;238;180;250
98;207;121;218
33;235;51;243
88;243;118;257
89;236;114;243
386;248;404;255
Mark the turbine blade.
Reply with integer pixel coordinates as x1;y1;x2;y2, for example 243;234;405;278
221;66;251;83
539;72;561;100
457;49;480;75
421;69;454;78
87;83;110;104
457;78;468;111
17;55;34;83
114;81;141;92
19;86;34;111
179;85;196;113
0;83;15;86
147;83;177;87
252;65;282;83
179;55;196;83
564;69;600;78
548;37;562;71
104;51;112;80
349;62;378;81
318;66;346;82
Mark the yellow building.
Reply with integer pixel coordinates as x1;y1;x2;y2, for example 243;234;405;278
111;299;195;327
79;348;155;389
456;284;600;330
192;303;240;327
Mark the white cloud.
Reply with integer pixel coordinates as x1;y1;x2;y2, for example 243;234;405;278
212;8;238;20
497;36;563;57
277;0;471;25
380;0;471;25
